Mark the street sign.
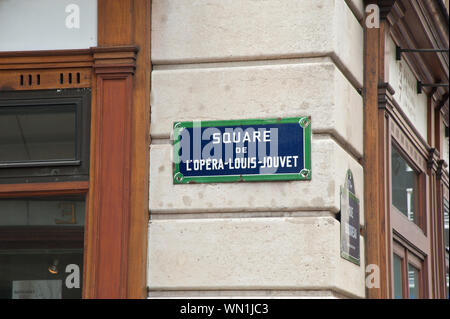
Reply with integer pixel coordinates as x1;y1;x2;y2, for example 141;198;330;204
173;117;311;184
340;169;360;265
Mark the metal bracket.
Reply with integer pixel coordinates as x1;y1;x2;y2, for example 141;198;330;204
417;80;449;94
396;45;449;61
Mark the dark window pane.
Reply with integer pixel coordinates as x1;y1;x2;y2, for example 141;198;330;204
408;264;420;299
0;105;76;164
391;145;418;224
0;198;85;226
393;254;403;299
0;249;83;299
0;196;84;299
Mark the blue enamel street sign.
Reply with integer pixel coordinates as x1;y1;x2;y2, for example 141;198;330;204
173;117;311;184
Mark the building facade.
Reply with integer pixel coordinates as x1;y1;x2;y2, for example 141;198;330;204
0;0;448;299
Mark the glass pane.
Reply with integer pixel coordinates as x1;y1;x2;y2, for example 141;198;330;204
0;105;76;164
0;198;85;226
391;145;418;224
393;254;403;299
0;249;83;299
408;264;420;299
0;196;84;299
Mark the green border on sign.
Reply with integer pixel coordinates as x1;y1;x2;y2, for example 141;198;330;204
173;117;311;184
341;251;361;266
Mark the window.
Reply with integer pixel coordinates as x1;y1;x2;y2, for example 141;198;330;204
390;140;429;298
391;145;419;225
392;241;425;299
0;104;77;163
390;142;426;232
377;46;448;298
0;89;90;299
0;89;90;184
0;196;85;299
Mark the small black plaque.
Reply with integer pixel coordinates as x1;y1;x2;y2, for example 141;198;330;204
340;169;360;265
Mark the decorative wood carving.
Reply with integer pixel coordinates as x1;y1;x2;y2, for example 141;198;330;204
0;50;93;90
378;83;429;170
83;46;137;299
83;0;151;299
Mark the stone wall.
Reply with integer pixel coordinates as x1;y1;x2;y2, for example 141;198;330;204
148;0;366;298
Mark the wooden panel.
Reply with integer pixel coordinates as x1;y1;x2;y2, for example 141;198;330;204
385;101;431;166
0;181;89;198
376;22;390;295
0;226;84;250
88;71;134;298
0;49;93;65
84;44;138;298
80;0;150;299
434;165;447;298
364;8;385;298
128;0;151;299
383;109;394;298
0;69;91;90
391;208;430;255
98;0;133;46
0;50;93;91
434;96;447;297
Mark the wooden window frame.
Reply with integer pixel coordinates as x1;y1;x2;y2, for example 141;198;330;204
375;79;439;300
390;141;427;234
365;1;448;299
407;249;425;299
0;183;88;299
0;226;84;250
393;242;406;298
385;109;432;299
392;237;428;299
0;189;87;250
0;0;151;299
374;84;434;298
0;89;91;183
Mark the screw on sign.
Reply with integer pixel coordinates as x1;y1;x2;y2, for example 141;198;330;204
172;117;312;184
